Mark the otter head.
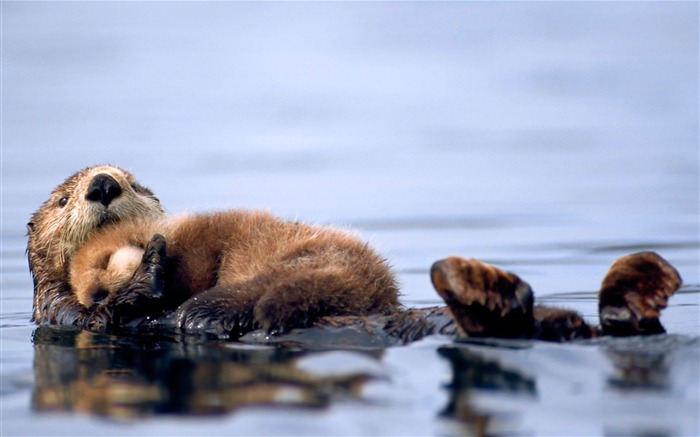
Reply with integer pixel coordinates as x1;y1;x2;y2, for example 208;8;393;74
72;245;145;308
27;165;164;278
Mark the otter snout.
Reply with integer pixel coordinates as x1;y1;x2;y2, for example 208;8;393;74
86;174;122;207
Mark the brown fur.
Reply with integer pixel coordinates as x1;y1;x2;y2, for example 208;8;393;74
431;256;595;340
27;165;163;325
533;306;595;341
598;251;682;336
69;211;400;334
430;257;537;339
430;252;681;341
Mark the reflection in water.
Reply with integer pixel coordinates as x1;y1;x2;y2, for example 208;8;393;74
598;335;691;392
598;335;700;437
27;328;700;434
438;344;536;437
439;336;699;437
31;326;382;419
606;349;670;391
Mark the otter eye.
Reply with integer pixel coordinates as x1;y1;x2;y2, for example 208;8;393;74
130;182;143;193
58;197;69;207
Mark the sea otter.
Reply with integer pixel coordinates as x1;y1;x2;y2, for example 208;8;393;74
28;165;682;342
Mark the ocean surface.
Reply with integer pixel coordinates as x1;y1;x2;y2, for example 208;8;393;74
1;2;698;436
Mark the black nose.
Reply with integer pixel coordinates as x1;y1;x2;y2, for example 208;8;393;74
85;174;122;207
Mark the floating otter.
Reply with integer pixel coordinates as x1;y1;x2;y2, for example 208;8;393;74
28;165;682;343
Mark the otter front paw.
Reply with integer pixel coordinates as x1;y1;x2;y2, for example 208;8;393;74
430;257;535;338
114;234;166;307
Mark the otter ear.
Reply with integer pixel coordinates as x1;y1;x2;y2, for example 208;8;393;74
26;222;35;234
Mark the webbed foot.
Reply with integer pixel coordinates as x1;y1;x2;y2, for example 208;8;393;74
430;257;535;338
598;251;681;336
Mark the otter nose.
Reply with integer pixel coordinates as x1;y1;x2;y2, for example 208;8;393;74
85;174;122;207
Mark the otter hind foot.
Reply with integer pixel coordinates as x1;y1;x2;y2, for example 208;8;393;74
430;257;536;339
598;251;681;336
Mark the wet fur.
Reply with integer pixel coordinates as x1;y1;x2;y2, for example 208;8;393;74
430;257;593;341
430;257;537;339
430;252;681;341
27;165;162;325
598;251;681;336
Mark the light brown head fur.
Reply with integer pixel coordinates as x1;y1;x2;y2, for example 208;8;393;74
71;244;146;307
28;165;164;323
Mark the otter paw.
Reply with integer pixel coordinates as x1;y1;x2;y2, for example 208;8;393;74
430;257;535;338
175;288;257;339
598;251;681;336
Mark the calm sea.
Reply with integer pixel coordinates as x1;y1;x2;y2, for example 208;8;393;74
2;2;698;436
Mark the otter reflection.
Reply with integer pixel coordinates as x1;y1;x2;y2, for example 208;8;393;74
438;344;536;437
31;326;381;419
606;349;670;391
600;335;687;391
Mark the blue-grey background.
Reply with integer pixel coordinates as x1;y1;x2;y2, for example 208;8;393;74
1;2;698;436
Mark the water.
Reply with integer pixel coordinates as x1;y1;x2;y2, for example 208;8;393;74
2;2;698;436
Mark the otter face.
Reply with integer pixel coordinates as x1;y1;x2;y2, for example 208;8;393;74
71;245;145;307
27;165;164;273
